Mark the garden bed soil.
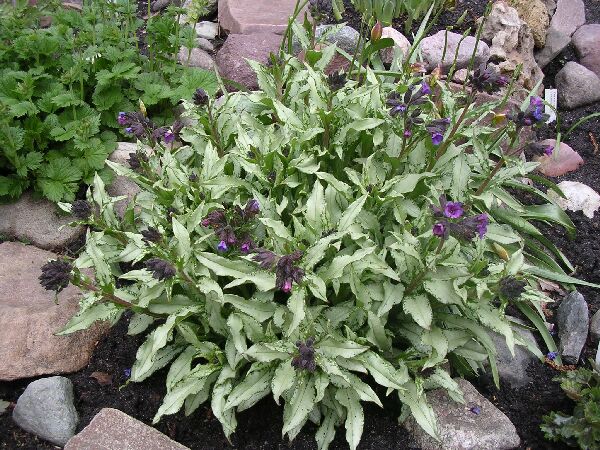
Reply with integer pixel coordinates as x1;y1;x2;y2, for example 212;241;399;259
2;0;600;449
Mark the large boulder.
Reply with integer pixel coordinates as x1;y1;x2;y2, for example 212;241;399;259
177;46;215;70
0;242;108;380
591;310;600;342
12;376;78;447
0;192;83;251
380;27;411;65
420;30;490;72
481;1;544;91
555;61;600;109
557;291;589;365
572;24;600;78
403;379;520;449
64;408;189;450
218;0;305;34
216;33;283;91
535;0;586;68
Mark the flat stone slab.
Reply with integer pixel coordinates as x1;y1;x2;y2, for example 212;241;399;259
0;191;83;251
64;408;190;450
536;139;584;177
218;0;305;34
216;33;283;91
107;142;144;218
0;242;108;381
404;379;520;450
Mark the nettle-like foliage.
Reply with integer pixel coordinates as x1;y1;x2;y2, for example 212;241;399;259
44;26;599;450
542;360;600;448
0;1;216;202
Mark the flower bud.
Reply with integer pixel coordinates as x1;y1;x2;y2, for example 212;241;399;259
371;21;383;42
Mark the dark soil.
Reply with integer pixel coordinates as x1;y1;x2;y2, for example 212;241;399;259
2;1;600;449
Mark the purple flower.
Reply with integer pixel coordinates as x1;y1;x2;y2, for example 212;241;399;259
252;249;279;270
243;199;260;220
421;81;431;95
240;242;252;253
275;251;304;293
431;132;443;145
124;368;131;378
282;279;293;293
530;96;543;108
433;222;447;238
469;405;482;415
217;240;228;252
145;258;176;280
117;112;128;125
544;145;553;156
475;213;489;238
39;259;72;293
403;129;412;138
125;127;133;134
444;201;464;219
547;351;557;361
469;64;508;94
163;130;175;144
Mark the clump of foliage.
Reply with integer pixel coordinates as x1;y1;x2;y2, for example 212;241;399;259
0;0;215;202
542;360;600;449
41;4;599;450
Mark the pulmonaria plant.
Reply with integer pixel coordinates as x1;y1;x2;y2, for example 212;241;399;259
48;24;592;450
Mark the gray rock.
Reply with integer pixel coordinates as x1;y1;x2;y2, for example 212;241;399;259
0;192;83;251
151;0;171;12
511;0;550;48
572;24;600;78
178;46;215;70
13;377;78;447
491;317;540;388
403;379;520;450
216;33;283;91
380;27;411;65
195;21;218;40
107;143;143;217
535;0;585;68
65;408;189;450
420;30;490;72
535;27;571;69
590;310;600;342
557;291;589;364
316;25;360;54
0;242;109;381
481;1;544;90
196;37;215;52
555;61;600;109
550;0;585;38
544;0;557;16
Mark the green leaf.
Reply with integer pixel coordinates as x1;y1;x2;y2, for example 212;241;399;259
172;217;192;262
403;294;433;330
245;344;289;362
287;286;306;336
524;266;600;288
272;359;296;405
335;388;364;450
259;218;294;242
223;294;277;322
316;409;338;450
224;363;273;411
196;252;275;291
317;338;369;359
58;302;121;335
357;351;408;390
338;194;367;232
282;374;316;436
398;381;438;439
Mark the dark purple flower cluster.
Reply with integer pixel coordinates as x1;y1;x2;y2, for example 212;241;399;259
141;227;162;244
71;200;92;220
528;141;554;157
432;196;488;241
328;71;347;92
292;337;316;372
145;258;176;281
386;82;429;117
469;64;509;94
507;97;549;128
425;118;451;146
127;151;149;170
39;259;72;293
201;199;260;253
252;249;304;293
117;112;182;145
499;276;527;300
193;88;209;106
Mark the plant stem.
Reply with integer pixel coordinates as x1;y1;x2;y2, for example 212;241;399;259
431;91;475;165
475;132;518;196
405;238;445;296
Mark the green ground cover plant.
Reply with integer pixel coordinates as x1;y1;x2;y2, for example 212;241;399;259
542;360;600;448
38;2;600;449
0;0;216;202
